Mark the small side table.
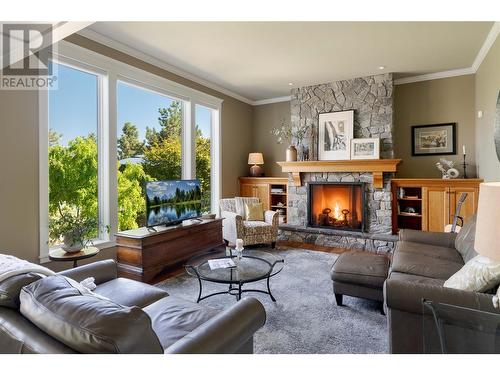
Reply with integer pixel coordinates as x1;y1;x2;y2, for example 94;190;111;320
49;247;100;268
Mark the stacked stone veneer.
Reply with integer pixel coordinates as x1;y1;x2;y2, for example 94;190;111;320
290;73;394;159
279;73;397;254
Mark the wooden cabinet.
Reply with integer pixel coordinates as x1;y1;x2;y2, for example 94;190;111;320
238;177;288;223
392;179;482;234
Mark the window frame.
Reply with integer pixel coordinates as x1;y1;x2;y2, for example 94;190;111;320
39;41;223;262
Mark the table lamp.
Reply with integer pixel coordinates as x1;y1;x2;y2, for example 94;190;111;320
248;153;264;177
474;182;500;261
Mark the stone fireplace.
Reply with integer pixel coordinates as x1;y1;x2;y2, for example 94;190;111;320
277;72;398;254
308;182;365;232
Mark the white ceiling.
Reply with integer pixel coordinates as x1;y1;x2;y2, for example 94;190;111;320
85;22;494;102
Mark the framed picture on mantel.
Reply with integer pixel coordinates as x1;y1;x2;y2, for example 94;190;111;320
318;110;354;160
411;123;456;156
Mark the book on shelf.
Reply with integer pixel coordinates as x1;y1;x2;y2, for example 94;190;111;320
271;188;284;193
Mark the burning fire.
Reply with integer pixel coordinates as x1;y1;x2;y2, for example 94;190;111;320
333;202;342;220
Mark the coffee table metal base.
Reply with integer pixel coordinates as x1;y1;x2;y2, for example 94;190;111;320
195;276;277;302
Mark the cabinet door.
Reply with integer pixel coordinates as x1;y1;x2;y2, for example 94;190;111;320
449;187;479;225
423;186;450;232
254;184;270;210
240;183;255;198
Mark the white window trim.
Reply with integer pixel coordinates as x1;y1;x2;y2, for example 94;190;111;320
39;41;223;262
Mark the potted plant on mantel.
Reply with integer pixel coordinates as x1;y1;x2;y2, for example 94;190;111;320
271;119;310;161
51;206;107;253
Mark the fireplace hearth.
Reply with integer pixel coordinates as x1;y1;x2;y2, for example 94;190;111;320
307;182;365;232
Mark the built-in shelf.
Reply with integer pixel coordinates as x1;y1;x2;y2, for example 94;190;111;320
398;213;422;217
398;198;422;201
270;192;287;196
271;205;287;208
277;159;402;188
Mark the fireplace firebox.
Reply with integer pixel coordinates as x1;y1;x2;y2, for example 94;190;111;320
307;182;365;232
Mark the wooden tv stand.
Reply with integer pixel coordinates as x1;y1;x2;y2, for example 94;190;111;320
115;218;224;283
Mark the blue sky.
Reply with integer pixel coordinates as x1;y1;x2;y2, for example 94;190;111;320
49;62;212;146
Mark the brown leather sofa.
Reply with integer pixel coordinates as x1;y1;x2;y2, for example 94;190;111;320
0;259;266;354
384;215;499;353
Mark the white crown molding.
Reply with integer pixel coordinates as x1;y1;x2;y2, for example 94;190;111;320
77;22;499;103
253;96;291;106
471;21;500;72
77;28;255;106
395;21;499;86
394;67;475;85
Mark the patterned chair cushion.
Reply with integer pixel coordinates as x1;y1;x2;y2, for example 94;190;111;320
243;221;274;236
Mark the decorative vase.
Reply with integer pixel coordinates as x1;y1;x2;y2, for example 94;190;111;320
297;143;305;161
286;145;297;162
61;233;82;253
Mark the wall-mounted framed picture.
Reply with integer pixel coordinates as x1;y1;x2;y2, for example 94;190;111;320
411;123;456;156
351;138;380;160
318;110;354;160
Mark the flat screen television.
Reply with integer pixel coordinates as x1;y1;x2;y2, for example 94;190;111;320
145;179;202;227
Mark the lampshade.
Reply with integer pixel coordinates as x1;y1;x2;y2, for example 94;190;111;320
248;153;264;165
474;182;500;261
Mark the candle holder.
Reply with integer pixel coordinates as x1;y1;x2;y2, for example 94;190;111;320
462;154;468;179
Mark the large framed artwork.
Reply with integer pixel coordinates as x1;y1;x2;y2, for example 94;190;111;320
411;123;456;156
318;110;354;160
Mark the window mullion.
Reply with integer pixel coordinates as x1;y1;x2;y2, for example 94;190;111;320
182;101;194;179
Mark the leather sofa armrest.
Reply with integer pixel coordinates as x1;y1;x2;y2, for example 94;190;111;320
58;259;118;285
384;278;497;316
164;297;266;354
398;229;457;248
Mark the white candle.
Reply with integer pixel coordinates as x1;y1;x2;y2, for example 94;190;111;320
462;145;466;155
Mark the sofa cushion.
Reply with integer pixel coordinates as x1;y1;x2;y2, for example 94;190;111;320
0;273;42;309
94;278;168;308
395;240;464;263
455;214;478;263
245;202;264;221
391;250;463;280
388;271;445;287
19;275;163;354
330;251;389;288
143;295;219;350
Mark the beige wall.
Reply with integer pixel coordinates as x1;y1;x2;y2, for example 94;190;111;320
0;90;40;262
475;36;500;181
0;35;254;265
394;75;476;178
252;101;290;177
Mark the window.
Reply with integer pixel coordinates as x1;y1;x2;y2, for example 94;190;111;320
39;42;222;261
195;104;213;213
47;61;104;247
116;81;183;230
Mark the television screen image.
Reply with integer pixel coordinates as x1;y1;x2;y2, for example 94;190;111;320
145;180;202;227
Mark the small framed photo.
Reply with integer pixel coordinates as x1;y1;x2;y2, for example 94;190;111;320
351;138;380;160
411;123;456;156
318;110;354;161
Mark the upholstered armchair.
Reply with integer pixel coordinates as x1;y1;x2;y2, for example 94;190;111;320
219;197;279;248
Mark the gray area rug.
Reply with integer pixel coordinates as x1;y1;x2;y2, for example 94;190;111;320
156;248;388;354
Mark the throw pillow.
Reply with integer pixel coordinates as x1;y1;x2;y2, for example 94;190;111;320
455;214;478;263
245;202;264;221
444;255;500;292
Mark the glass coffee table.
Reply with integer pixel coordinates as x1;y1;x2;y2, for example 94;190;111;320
186;247;284;302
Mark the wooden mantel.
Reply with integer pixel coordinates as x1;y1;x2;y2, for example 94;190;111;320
277;159;402;188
